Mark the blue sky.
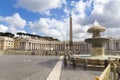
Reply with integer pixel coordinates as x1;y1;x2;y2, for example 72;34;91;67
0;0;120;41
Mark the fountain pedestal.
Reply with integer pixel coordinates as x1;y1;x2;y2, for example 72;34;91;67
92;47;104;56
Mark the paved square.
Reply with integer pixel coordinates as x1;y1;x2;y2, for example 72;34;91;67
0;55;102;80
0;55;59;80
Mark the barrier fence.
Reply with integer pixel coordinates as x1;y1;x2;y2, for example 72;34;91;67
94;64;112;80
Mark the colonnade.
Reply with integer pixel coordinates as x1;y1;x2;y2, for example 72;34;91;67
16;37;120;54
15;38;91;54
105;39;120;51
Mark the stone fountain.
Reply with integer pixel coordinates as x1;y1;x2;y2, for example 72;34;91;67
68;20;120;70
85;20;109;57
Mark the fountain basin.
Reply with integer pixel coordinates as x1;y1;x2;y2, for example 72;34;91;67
85;38;109;44
85;38;109;56
70;54;120;70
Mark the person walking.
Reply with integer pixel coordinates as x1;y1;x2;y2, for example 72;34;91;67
83;59;87;70
71;58;76;69
104;59;109;69
64;55;67;67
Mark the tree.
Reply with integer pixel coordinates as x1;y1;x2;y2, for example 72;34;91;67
4;32;14;37
0;32;14;37
16;32;59;41
17;32;25;37
0;32;4;36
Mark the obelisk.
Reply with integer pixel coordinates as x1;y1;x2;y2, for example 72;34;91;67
69;14;73;51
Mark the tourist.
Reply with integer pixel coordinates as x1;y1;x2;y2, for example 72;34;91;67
45;51;48;55
72;58;76;69
31;51;35;55
55;51;58;55
83;59;87;70
64;55;67;67
104;59;109;68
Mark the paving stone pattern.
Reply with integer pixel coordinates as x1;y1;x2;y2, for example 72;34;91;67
0;55;59;80
60;65;102;80
0;55;102;80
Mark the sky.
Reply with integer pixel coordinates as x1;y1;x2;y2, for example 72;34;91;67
0;0;120;41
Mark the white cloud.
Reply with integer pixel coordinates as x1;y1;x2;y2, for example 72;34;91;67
71;0;120;40
89;0;120;28
28;0;93;41
0;25;9;32
0;13;26;33
1;0;118;41
43;10;51;16
15;0;64;13
14;0;120;41
73;0;86;17
0;13;26;28
49;29;61;38
29;15;90;41
62;0;120;41
101;0;120;28
29;18;49;34
29;17;69;41
92;0;109;14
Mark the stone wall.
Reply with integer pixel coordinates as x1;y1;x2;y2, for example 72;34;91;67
3;49;65;55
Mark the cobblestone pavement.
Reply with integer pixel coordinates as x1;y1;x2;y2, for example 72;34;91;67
0;55;59;80
60;65;102;80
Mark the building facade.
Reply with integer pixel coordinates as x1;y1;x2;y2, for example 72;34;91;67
13;37;120;54
13;36;92;55
1;36;120;54
105;38;120;52
0;36;14;50
14;36;91;54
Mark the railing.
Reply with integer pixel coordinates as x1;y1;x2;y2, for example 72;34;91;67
94;64;112;80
